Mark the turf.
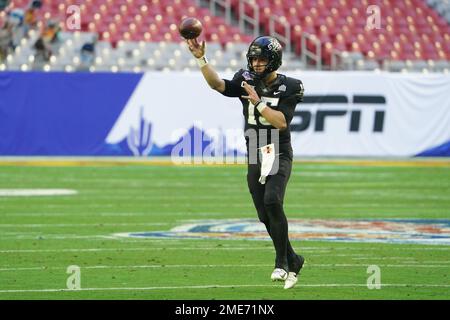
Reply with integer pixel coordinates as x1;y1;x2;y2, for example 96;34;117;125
0;159;449;300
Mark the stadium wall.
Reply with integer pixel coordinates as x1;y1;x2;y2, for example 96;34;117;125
0;71;449;157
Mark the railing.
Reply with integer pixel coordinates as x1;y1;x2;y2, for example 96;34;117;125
301;32;322;70
331;50;369;71
239;0;259;39
205;0;317;69
209;0;232;25
331;49;342;70
269;16;291;54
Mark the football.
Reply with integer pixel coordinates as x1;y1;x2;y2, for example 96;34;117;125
179;17;203;39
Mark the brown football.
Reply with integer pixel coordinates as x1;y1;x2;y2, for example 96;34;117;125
179;17;203;39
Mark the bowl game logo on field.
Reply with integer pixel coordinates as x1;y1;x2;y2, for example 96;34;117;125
113;219;450;245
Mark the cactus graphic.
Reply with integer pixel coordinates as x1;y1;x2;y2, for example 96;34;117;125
127;106;152;156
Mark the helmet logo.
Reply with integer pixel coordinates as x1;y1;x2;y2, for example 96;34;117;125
268;38;282;51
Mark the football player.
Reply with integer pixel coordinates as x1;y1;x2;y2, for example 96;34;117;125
186;36;305;289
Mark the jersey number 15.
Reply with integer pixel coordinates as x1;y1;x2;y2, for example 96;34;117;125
248;97;280;126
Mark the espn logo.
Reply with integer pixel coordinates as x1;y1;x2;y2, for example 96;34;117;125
292;95;386;133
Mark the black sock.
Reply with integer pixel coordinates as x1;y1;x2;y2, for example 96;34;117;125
263;222;297;267
264;202;289;271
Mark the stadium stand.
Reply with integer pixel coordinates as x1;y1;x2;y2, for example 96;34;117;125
231;0;450;71
0;0;448;72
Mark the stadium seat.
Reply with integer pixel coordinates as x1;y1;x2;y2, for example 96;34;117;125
3;0;449;72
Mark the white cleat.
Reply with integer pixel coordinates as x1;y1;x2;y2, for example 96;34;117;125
284;272;298;289
271;268;288;281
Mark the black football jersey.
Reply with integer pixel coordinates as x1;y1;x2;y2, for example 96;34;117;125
221;69;304;150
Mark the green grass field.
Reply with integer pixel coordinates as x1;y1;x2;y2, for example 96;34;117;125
0;159;449;300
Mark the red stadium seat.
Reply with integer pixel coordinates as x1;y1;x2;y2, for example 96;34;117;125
6;0;450;67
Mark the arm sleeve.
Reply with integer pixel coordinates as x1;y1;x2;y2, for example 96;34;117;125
220;70;245;98
278;80;304;125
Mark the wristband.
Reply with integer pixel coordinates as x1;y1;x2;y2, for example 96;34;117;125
255;101;267;113
196;56;208;68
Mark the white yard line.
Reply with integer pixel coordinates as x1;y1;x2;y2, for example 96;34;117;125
1;262;449;272
0;212;233;219
0;247;302;253
1;283;450;294
0;245;449;255
309;264;450;268
95;240;450;250
0;223;173;227
0;236;192;241
0;247;370;254
0;189;78;197
0;247;274;253
350;257;449;261
0;242;449;252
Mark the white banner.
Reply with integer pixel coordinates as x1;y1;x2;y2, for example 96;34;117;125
107;71;450;157
289;72;450;156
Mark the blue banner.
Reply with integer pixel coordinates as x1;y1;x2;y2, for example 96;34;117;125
0;72;142;155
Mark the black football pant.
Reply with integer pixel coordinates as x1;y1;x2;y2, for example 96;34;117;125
247;153;297;272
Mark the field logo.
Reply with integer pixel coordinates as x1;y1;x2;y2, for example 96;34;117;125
113;219;450;245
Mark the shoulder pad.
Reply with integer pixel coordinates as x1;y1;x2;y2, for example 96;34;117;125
232;69;246;81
